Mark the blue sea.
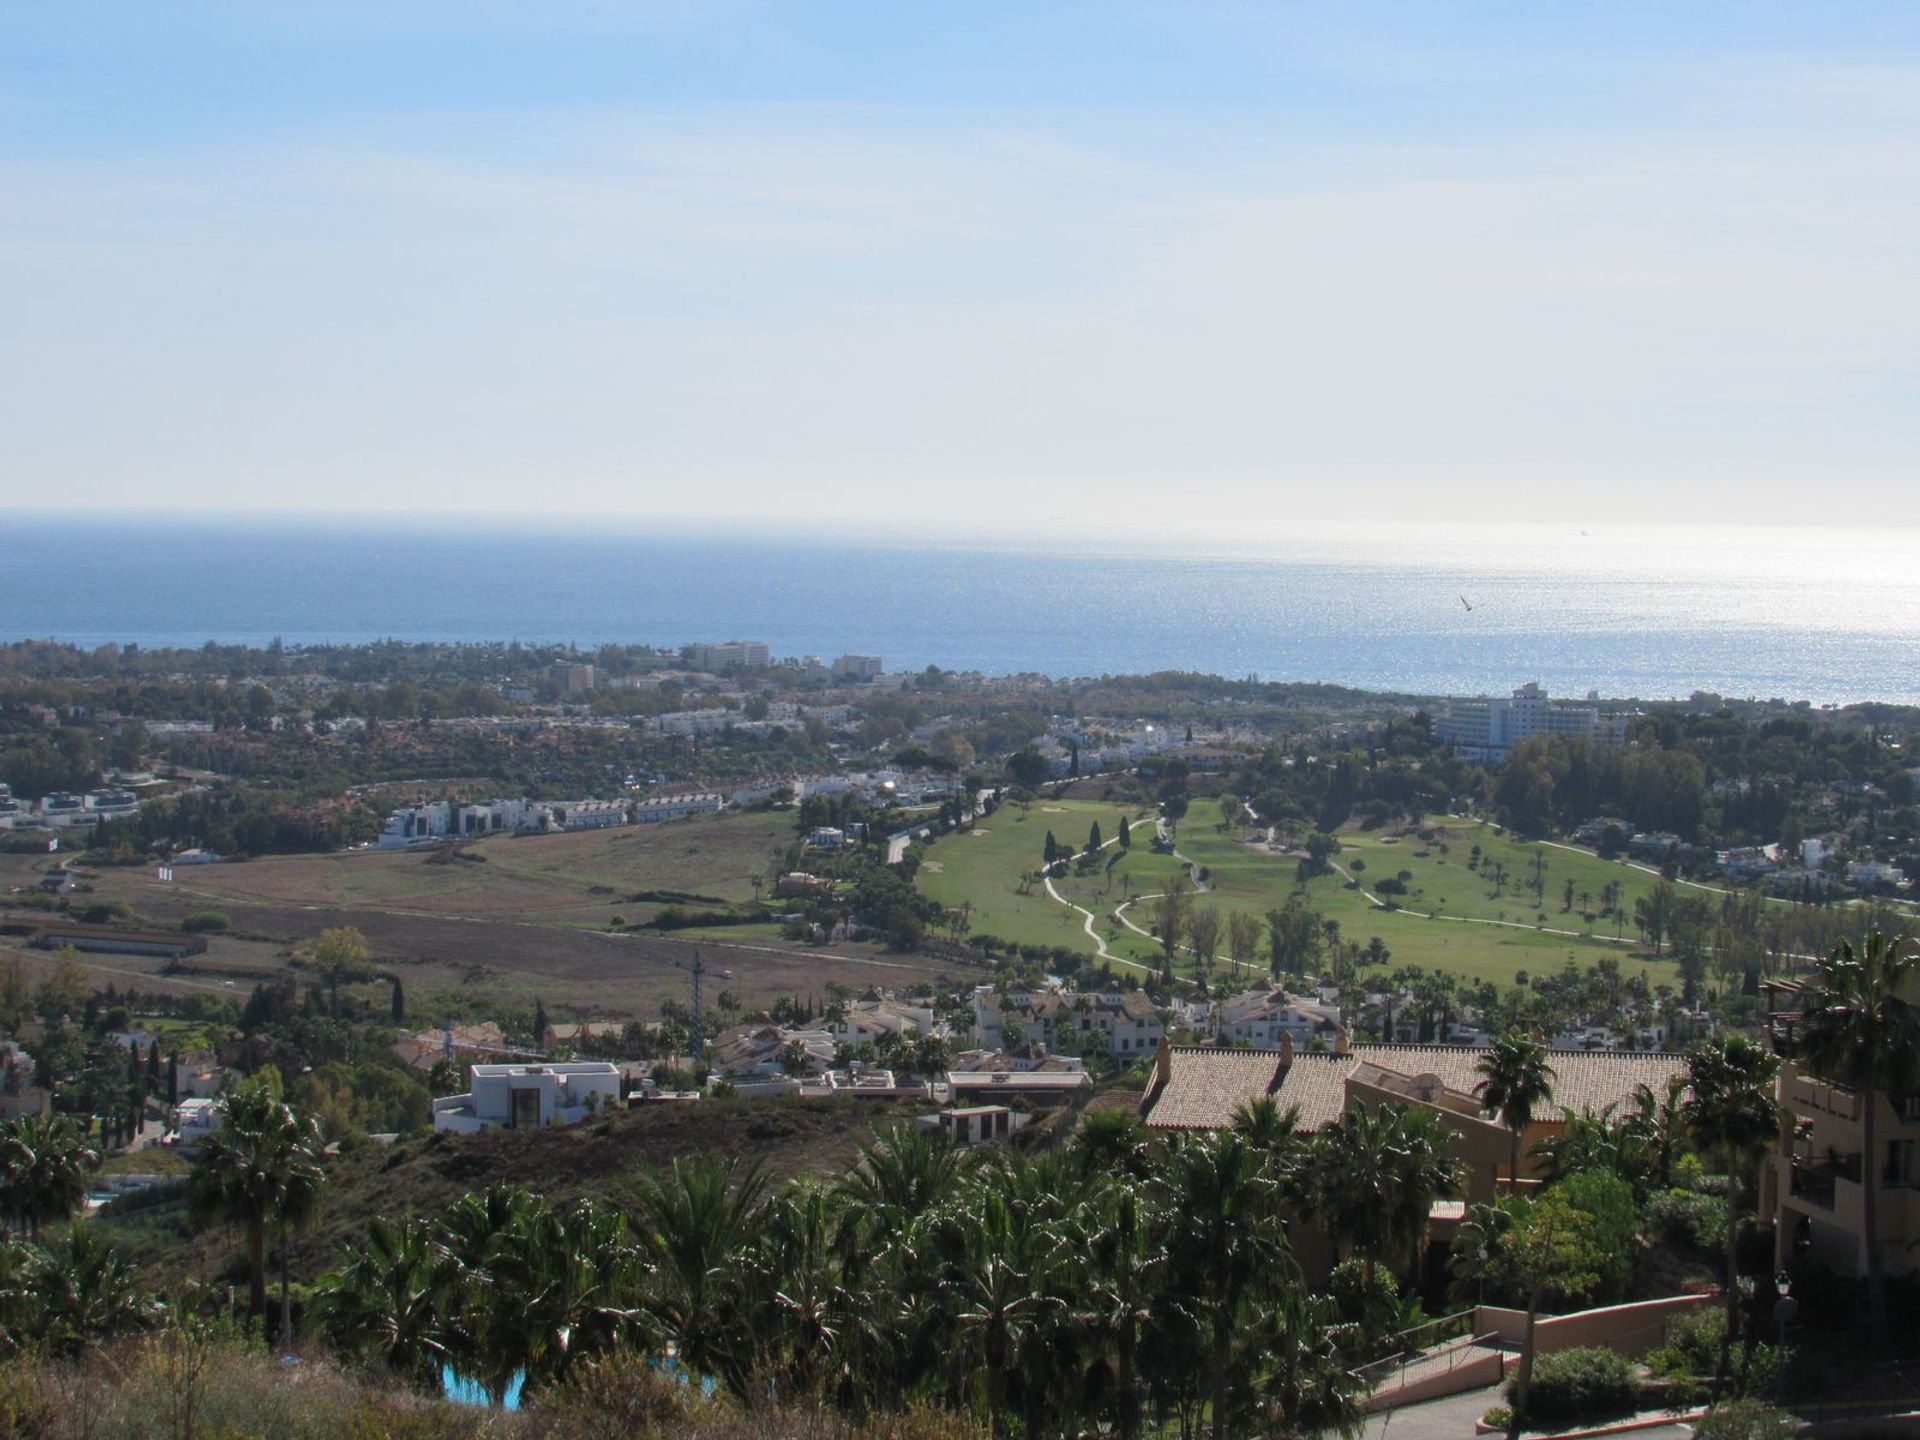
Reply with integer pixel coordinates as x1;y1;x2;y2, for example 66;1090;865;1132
1;517;1916;705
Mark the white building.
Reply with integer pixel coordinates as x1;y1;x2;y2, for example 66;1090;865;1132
973;986;1165;1060
376;796;629;848
1211;989;1342;1049
828;998;938;1047
172;1097;221;1143
831;655;885;681
555;799;626;832
1435;683;1629;763
1848;861;1907;890
632;793;725;824
918;1105;1031;1147
682;640;772;672
431;1062;623;1133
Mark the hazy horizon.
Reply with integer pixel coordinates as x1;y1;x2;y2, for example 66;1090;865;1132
5;4;1920;533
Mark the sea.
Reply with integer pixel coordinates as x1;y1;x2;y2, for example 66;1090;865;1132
1;517;1916;706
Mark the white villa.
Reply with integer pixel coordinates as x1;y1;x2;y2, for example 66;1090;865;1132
431;1061;622;1133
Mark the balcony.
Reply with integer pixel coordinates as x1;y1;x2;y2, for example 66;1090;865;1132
1789;1153;1861;1210
1786;1073;1860;1122
1789;1162;1838;1209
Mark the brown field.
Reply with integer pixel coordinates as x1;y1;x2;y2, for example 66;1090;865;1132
0;815;969;1018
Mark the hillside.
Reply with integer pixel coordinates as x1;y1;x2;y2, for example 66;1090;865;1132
109;1095;927;1292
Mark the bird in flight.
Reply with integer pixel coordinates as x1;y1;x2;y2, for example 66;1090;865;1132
1459;594;1475;612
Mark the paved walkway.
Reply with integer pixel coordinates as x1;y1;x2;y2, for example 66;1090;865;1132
1362;1385;1501;1440
1361;1388;1693;1440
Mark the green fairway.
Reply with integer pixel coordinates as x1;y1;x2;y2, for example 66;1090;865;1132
916;799;1166;965
919;796;1682;989
1177;810;1681;987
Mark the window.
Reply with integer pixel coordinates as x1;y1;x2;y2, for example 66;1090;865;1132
1888;1139;1916;1187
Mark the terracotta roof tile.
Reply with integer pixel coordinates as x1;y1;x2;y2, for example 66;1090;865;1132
1145;1042;1689;1132
1142;1047;1287;1129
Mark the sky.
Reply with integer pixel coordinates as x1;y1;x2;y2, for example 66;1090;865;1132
3;3;1918;537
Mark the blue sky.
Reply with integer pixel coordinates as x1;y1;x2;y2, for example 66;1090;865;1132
4;3;1918;534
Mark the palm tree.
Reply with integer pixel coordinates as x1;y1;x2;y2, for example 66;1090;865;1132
1629;1076;1689;1190
1475;1032;1556;1193
34;1222;154;1357
1229;1096;1301;1152
629;1154;766;1390
937;1185;1068;1438
1302;1101;1460;1286
834;1123;960;1249
1793;932;1920;1348
187;1077;328;1323
439;1184;550;1404
1682;1035;1783;1358
1156;1129;1295;1440
1073;1106;1149;1180
0;1113;99;1239
743;1182;850;1405
316;1214;453;1391
1077;1180;1165;1440
0;1237;41;1356
1249;1287;1364;1440
1533;1104;1655;1198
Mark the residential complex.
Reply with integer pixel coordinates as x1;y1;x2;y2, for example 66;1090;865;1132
1141;1037;1688;1206
375;795;630;848
973;985;1165;1060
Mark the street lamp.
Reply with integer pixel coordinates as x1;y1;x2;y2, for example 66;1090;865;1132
1772;1272;1799;1407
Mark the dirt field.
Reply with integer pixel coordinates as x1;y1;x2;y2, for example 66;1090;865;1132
0;816;967;1018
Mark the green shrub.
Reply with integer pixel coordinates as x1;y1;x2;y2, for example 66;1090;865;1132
1511;1346;1640;1425
1690;1399;1798;1440
180;911;231;933
1648;1187;1724;1252
1647;1306;1724;1380
1326;1257;1408;1360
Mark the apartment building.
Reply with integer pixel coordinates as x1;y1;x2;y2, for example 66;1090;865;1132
1435;683;1630;764
548;662;597;696
682;640;772;672
1211;988;1343;1049
973;986;1165;1060
1762;982;1920;1278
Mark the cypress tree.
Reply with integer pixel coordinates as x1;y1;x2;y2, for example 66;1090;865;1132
390;976;406;1026
1088;821;1102;854
1118;816;1131;850
1043;832;1058;865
